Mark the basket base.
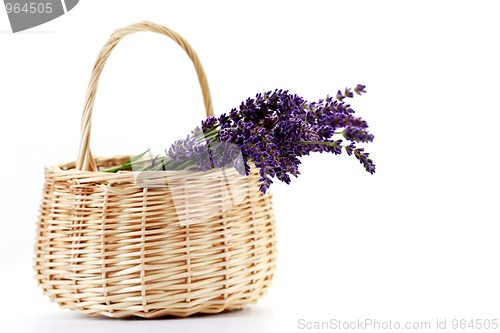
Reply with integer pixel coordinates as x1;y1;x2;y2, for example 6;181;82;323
40;283;272;318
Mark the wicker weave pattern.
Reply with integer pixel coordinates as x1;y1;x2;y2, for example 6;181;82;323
34;22;277;318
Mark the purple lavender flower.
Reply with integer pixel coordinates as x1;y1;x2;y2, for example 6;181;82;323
343;127;375;143
354;147;376;174
167;132;198;164
336;87;354;100
336;90;345;101
201;116;218;132
112;85;376;194
213;87;376;192
344;88;354;98
345;142;356;156
354;84;367;95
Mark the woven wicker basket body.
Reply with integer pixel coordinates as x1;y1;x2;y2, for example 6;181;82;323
34;22;276;318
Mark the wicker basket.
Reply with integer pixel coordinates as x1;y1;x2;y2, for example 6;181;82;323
34;21;277;318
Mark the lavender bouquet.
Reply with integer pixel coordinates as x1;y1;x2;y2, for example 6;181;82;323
102;85;375;193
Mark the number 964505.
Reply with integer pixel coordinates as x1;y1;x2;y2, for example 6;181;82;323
5;2;53;14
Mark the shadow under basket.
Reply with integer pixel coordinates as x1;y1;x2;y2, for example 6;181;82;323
33;21;277;318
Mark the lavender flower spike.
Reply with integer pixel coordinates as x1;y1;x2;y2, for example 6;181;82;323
343;127;374;143
354;84;367;95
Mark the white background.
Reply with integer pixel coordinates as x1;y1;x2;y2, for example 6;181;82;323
1;0;500;332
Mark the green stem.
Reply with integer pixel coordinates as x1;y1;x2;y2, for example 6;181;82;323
198;127;219;139
152;157;168;171
100;149;150;173
100;165;124;173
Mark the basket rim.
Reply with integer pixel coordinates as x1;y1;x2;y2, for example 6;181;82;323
44;155;252;186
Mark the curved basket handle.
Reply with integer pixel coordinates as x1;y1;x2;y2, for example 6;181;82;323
76;21;213;171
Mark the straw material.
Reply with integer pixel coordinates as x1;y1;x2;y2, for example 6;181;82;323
34;22;277;318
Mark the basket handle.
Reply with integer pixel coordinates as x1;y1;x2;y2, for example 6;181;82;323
76;21;213;171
